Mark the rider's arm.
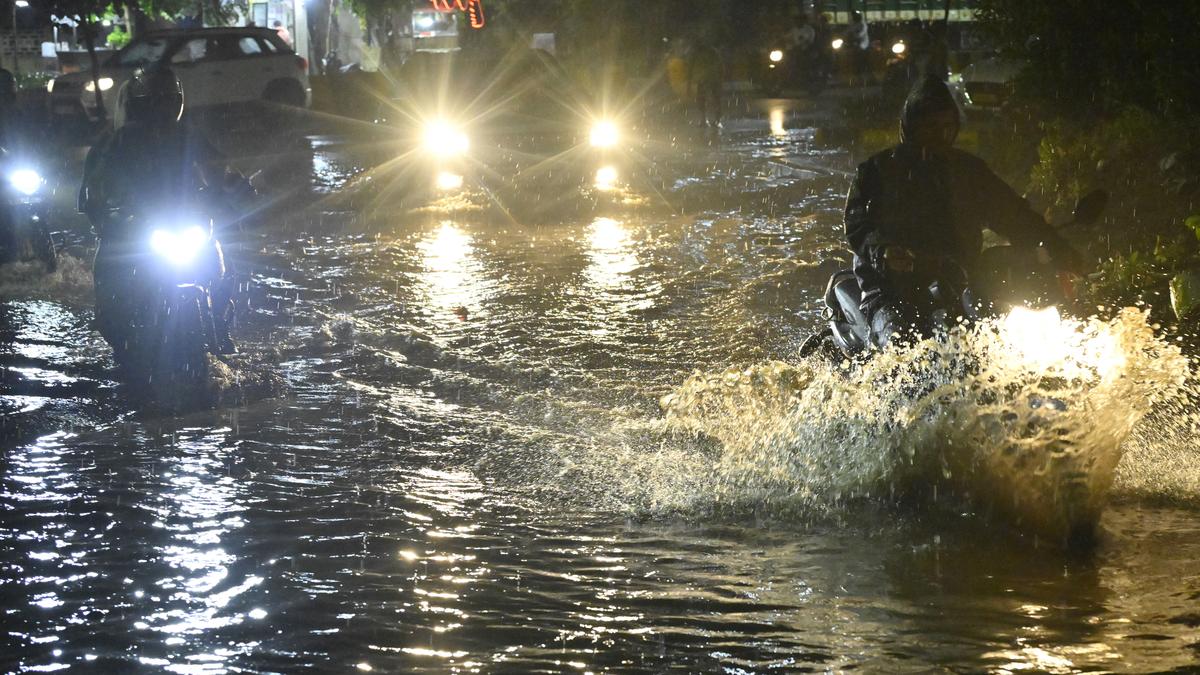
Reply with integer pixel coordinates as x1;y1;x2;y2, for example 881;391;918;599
973;159;1082;272
845;158;882;258
845;158;893;299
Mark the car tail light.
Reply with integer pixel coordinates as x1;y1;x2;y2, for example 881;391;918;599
296;56;308;72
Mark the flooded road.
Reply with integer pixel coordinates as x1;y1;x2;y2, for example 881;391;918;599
3;104;1199;673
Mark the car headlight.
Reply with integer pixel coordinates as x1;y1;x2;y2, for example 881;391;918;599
45;79;55;94
891;41;906;55
8;169;43;196
589;121;619;148
84;77;115;93
831;38;844;50
769;49;784;63
947;72;963;84
150;225;209;266
423;121;469;157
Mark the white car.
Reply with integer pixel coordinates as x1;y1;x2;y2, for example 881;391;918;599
48;27;310;123
948;56;1022;112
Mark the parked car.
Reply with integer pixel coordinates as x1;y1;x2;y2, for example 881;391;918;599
47;27;310;124
948;55;1021;112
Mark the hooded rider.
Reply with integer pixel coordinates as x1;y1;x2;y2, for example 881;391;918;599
844;76;1082;348
80;65;246;356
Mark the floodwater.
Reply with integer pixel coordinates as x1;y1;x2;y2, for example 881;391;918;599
2;105;1199;673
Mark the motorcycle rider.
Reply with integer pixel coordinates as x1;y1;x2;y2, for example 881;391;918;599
844;76;1083;348
80;65;244;357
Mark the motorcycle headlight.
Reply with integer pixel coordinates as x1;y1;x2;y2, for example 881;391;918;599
589;120;619;149
891;41;906;55
84;77;115;93
769;49;784;63
831;38;844;50
423;121;470;157
46;79;55;94
150;225;209;266
8;169;43;196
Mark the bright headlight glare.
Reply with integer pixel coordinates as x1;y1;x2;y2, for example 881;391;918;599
9;169;42;196
892;41;906;55
423;121;469;157
150;225;208;266
1000;305;1126;377
831;38;844;50
84;77;114;93
589;121;619;148
769;49;784;63
45;79;55;93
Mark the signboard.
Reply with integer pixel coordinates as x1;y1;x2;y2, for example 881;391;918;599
429;0;485;29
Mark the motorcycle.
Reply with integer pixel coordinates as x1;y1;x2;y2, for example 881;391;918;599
800;190;1109;361
90;202;233;388
0;148;56;271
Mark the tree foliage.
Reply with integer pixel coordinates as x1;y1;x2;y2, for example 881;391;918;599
974;0;1200;120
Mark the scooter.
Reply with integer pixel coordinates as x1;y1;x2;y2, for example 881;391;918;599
800;190;1108;361
0;149;56;271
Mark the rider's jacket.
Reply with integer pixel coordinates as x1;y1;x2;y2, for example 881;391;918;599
79;122;227;238
844;142;1071;308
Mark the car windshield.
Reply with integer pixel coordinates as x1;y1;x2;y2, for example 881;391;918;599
108;36;172;67
397;49;569;117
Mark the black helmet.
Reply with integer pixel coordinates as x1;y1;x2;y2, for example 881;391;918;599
122;65;184;125
899;75;959;147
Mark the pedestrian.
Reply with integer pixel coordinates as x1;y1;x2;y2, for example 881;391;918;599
273;20;293;47
687;38;723;134
845;10;871;86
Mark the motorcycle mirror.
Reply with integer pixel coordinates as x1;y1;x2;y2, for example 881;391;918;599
1072;189;1108;226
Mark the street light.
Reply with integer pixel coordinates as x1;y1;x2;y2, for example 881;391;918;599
12;0;30;77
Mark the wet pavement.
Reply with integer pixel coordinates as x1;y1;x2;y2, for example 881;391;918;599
2;99;1199;673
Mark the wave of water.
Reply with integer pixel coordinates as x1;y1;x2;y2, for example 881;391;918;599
649;307;1196;541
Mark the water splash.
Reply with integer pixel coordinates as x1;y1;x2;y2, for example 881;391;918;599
657;307;1194;541
0;254;94;304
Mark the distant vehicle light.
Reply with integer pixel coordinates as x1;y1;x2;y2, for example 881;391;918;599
947;72;963;84
423;121;470;157
150;225;209;266
84;77;114;93
589;121;619;148
831;38;844;50
891;41;906;55
769;49;784;63
8;169;42;196
45;79;54;94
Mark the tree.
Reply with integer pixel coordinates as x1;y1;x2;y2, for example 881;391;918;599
974;0;1200;120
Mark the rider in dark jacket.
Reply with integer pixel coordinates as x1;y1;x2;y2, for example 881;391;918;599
844;76;1081;348
81;65;245;356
